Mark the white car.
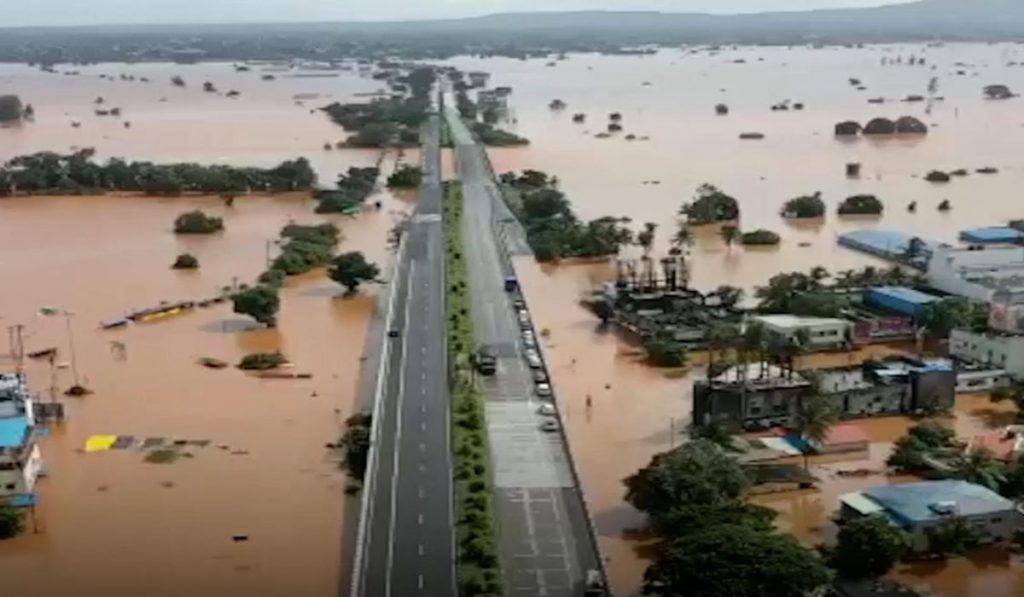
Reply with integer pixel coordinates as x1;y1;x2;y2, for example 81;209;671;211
539;419;560;433
537;404;556;416
524;349;542;369
522;330;536;348
535;382;552;398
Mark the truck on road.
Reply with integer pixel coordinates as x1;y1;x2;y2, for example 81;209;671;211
472;345;497;375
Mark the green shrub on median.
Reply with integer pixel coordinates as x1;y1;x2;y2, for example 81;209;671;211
443;181;504;595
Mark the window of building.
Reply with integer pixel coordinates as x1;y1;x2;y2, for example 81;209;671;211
4;483;15;491
991;517;1003;524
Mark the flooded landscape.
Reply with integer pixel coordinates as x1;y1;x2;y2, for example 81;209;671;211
479;43;1024;596
3;38;1024;597
0;62;409;596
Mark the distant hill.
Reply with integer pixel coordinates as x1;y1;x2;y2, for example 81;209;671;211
435;1;1024;40
1;0;1022;63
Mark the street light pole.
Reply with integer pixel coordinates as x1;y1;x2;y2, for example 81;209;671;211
64;311;80;386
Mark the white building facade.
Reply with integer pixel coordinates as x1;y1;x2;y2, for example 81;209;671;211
753;314;853;350
950;329;1024;379
927;245;1024;303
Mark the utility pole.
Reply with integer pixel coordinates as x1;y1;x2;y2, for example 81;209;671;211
8;324;25;374
63;312;80;387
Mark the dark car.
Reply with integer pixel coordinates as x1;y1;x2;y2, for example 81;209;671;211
387;329;400;338
532;370;548;383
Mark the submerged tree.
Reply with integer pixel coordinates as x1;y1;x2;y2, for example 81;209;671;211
328;251;381;293
829;514;911;580
231;285;280;327
643;524;830;597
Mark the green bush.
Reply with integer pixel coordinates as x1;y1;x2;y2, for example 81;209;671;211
0;505;25;539
237;352;288;370
837;194;884;215
780;192;825;219
174;210;223;234
171;253;199;269
739;229;781;246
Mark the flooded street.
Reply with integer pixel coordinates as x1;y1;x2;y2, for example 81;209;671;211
0;63;409;597
481;44;1024;596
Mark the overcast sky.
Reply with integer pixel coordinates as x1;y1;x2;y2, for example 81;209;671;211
7;0;910;27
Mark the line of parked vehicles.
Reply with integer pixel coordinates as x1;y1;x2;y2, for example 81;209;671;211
471;276;558;432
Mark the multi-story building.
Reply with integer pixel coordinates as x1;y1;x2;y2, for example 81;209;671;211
950;329;1024;379
753;314;853;351
0;373;41;503
927;245;1024;303
694;358;956;431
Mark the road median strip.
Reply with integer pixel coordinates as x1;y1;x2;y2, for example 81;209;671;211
443;180;504;596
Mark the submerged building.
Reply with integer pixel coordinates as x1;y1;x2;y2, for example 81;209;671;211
0;373;41;504
694;357;956;431
839;480;1024;552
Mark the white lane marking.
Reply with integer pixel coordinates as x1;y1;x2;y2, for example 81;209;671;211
418;513;424;525
384;260;416;597
419;443;426;453
418;574;424;590
419;544;425;556
353;227;408;596
420;422;426;432
419;487;425;498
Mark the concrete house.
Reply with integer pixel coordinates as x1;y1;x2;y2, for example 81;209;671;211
694;358;956;431
950;329;1024;379
840;481;1024;552
927;245;1024;303
0;373;41;503
753;314;853;351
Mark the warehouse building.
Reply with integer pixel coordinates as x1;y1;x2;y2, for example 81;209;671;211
839;481;1024;552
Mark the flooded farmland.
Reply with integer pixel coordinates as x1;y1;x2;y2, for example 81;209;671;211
4;41;1024;597
471;44;1024;596
0;62;409;596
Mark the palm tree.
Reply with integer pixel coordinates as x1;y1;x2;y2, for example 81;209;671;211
834;269;857;289
721;225;740;253
951;448;1007;491
793;396;837;470
742;321;768;378
809;266;830;290
706;321;740;380
672;224;693;254
637;222;658;257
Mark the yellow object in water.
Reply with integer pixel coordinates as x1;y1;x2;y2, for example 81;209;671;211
85;435;118;453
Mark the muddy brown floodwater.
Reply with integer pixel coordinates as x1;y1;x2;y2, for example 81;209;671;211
0;62;411;597
461;43;1024;596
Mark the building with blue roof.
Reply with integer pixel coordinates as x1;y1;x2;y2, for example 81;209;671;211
839;480;1024;551
960;227;1024;245
864;286;941;320
0;373;41;504
837;230;937;270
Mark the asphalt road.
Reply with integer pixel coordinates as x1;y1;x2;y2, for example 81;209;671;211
445;107;605;596
352;114;456;597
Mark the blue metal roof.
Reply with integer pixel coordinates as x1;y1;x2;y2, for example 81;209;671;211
869;286;941;306
0;417;29;448
864;480;1013;524
960;227;1024;244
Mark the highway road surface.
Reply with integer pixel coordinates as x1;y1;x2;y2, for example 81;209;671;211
351;114;456;597
445;107;606;596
